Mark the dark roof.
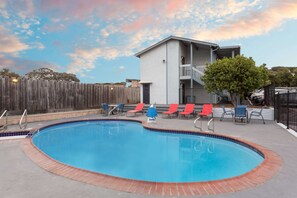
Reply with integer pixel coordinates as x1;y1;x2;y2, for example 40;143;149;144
135;35;219;57
126;79;140;82
216;46;241;59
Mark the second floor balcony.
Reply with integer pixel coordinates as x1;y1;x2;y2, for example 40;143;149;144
180;64;206;79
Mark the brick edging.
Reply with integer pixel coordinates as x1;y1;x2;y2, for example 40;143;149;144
21;119;282;196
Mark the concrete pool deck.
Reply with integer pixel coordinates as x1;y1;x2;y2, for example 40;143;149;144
1;114;297;198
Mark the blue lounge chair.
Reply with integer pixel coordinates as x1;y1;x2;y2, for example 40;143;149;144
115;103;125;115
249;106;265;124
234;105;248;124
101;103;109;116
220;105;234;121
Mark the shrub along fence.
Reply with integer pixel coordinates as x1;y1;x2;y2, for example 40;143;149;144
0;77;140;114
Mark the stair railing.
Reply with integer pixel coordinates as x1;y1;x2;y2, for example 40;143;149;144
19;109;28;129
192;67;205;85
0;110;8;130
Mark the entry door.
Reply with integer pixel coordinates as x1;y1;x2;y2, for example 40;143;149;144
143;84;150;104
181;83;186;104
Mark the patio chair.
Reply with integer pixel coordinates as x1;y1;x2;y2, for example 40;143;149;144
101;103;109;116
126;103;144;116
198;104;213;119
162;104;179;118
249;106;265;124
234;105;248;124
220;105;234;121
114;103;125;115
179;104;195;118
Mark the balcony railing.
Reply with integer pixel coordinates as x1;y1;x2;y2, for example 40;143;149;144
179;65;206;85
180;64;191;79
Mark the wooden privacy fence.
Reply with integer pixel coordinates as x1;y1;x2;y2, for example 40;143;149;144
0;77;140;114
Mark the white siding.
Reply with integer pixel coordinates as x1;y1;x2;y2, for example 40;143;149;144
193;46;211;66
139;39;218;104
167;40;179;104
180;42;190;64
183;81;215;103
140;43;166;104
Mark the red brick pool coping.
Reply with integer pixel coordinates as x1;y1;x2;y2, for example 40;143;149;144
21;119;282;196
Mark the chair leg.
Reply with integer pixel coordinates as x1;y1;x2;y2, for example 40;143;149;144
261;115;265;124
220;113;224;121
249;115;252;123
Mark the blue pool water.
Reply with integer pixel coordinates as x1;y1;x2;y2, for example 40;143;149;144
32;120;264;182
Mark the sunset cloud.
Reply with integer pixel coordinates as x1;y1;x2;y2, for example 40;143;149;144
0;55;59;74
67;48;100;74
194;0;297;41
67;45;135;75
0;26;29;54
1;0;297;80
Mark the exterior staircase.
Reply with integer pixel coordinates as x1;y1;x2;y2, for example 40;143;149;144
179;65;205;85
192;67;205;85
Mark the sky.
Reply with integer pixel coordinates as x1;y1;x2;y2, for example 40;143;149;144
0;0;297;83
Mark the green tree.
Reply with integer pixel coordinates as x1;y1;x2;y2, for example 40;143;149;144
291;68;297;86
25;68;80;82
201;55;268;106
0;68;21;78
268;67;295;87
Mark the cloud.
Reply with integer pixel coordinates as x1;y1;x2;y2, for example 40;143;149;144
164;0;189;18
0;0;34;19
194;0;297;41
0;9;9;19
67;46;123;75
66;48;102;74
0;55;59;74
15;0;35;19
43;24;66;32
0;1;5;8
2;0;297;77
0;26;29;54
65;1;267;75
21;23;30;29
100;25;119;38
33;42;45;50
121;16;154;33
39;0;160;19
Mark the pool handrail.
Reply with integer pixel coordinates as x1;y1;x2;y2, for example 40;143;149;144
194;117;202;130
19;109;28;129
0;110;8;130
108;105;119;116
207;118;214;132
194;116;214;132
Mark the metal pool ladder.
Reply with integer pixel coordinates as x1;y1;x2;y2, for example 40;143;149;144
0;110;8;130
194;117;214;132
19;109;28;129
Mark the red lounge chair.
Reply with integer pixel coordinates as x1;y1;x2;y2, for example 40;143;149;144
179;104;195;118
127;103;144;116
198;104;213;119
162;104;179;118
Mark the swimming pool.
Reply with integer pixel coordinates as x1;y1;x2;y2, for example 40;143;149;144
32;120;264;183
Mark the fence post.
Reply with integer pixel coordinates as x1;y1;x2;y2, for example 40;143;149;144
287;90;289;129
276;93;280;123
274;91;276;121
